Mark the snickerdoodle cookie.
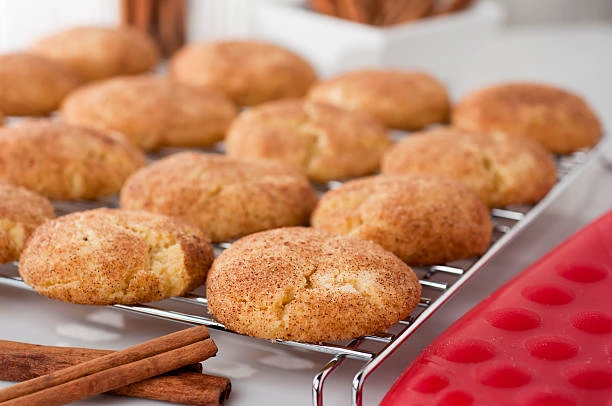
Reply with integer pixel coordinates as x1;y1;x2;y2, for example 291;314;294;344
30;26;160;82
62;75;237;150
452;82;602;154
311;174;492;265
0;53;80;116
206;227;421;343
225;99;392;182
0;182;55;263
170;40;317;106
0;120;146;200
19;208;213;305
381;127;557;207
120;152;318;242
308;69;450;130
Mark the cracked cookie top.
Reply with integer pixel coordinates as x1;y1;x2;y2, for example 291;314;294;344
30;26;160;82
307;69;450;131
0;53;80;116
206;227;420;343
0;181;55;264
0;119;146;200
381;127;557;207
19;208;213;305
120;152;318;242
170;40;317;107
311;174;492;266
225;99;392;183
452;82;602;154
61;75;237;150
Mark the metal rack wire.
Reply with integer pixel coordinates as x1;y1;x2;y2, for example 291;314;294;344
0;143;602;406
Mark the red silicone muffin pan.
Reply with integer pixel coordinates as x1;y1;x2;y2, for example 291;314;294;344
381;210;612;406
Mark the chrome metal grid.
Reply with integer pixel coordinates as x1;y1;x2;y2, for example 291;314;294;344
0;142;602;406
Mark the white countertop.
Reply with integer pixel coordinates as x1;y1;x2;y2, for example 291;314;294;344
1;24;612;406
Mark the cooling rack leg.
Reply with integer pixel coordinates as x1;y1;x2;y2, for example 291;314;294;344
312;355;345;406
352;370;365;406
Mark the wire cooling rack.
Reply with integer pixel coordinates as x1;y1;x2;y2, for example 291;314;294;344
0;141;604;406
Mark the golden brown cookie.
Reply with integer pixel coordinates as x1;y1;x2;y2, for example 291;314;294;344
170;40;318;106
311;174;492;265
0;181;55;263
308;69;450;130
120;152;318;242
19;208;213;305
381;127;557;207
452;82;603;154
61;75;237;150
0;120;146;200
206;227;421;342
0;53;80;116
225;99;392;183
30;26;160;82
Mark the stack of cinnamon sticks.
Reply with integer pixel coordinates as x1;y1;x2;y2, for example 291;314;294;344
121;0;186;57
308;0;474;26
0;326;230;406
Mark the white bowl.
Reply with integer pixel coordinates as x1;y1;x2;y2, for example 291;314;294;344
255;0;505;82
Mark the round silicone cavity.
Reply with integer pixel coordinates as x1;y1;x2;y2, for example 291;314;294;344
411;374;449;394
521;284;575;305
433;339;496;363
566;365;612;390
571;311;612;334
558;263;608;283
437;390;474;406
524;392;576;406
380;213;612;406
477;363;532;388
486;308;541;331
525;336;579;361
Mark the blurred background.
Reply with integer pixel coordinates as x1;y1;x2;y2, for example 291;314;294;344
2;0;609;126
2;0;612;50
0;0;610;126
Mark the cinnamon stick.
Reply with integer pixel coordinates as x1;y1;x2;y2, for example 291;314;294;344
132;0;155;33
120;0;186;56
307;0;338;16
157;0;186;56
431;0;474;15
0;325;218;406
116;373;230;406
378;0;434;26
120;0;133;25
0;340;230;405
337;0;376;24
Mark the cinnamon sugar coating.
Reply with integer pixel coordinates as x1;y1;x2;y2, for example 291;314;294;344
0;182;55;263
226;99;392;182
62;75;237;150
170;40;318;107
0;53;80;116
382;127;557;207
452;82;602;154
206;227;421;342
0;120;146;200
308;69;450;130
30;26;160;82
19;208;213;305
120;152;318;242
311;174;492;266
